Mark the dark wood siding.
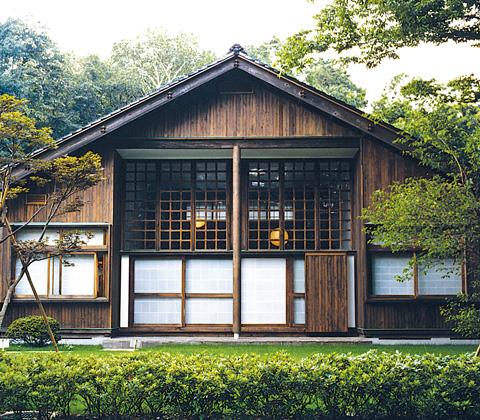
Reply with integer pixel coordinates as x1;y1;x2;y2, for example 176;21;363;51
115;78;359;139
0;228;11;299
7;144;115;224
360;137;443;334
306;253;348;333
364;300;454;331
2;145;115;331
2;301;110;329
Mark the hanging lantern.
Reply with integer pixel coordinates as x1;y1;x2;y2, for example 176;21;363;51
270;229;289;247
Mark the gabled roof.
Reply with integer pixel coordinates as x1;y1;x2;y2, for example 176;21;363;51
14;45;406;178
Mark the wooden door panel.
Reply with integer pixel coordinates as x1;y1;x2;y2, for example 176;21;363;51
306;253;348;333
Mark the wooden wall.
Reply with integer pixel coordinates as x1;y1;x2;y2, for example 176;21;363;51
7;144;115;224
116;76;359;139
2;301;111;329
1;144;115;331
306;253;348;333
359;137;444;334
364;300;454;332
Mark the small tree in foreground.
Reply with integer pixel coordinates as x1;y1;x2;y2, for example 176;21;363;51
0;94;104;348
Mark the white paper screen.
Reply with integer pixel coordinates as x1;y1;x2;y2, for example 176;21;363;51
241;258;286;324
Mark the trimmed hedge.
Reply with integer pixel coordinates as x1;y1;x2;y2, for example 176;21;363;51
1;350;480;419
6;316;61;347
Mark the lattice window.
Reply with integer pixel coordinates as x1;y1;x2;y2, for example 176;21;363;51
247;160;351;250
159;162;192;250
194;162;229;250
124;159;351;252
318;161;351;250
284;161;316;250
248;162;281;250
124;162;157;250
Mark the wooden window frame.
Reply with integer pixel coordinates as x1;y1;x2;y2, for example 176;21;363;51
131;256;234;327
123;158;352;252
130;256;306;327
367;247;466;299
13;227;108;299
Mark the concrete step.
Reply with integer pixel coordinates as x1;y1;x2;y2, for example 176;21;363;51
102;336;373;349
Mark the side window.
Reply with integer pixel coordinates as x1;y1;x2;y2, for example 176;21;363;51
14;227;108;298
370;252;463;296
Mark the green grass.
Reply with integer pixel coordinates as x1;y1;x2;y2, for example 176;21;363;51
4;342;478;359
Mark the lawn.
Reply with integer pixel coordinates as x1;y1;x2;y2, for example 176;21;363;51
4;342;478;359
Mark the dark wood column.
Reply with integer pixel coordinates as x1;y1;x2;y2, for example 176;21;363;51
232;145;241;337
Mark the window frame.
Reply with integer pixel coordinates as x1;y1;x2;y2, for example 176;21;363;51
368;247;466;299
123;158;353;252
12;226;109;300
130;256;305;327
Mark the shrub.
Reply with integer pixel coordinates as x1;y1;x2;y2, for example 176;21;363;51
1;351;480;419
6;315;61;347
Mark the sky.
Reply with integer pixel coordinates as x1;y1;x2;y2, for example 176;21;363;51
2;0;479;106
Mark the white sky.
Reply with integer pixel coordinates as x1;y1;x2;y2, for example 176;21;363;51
2;0;479;106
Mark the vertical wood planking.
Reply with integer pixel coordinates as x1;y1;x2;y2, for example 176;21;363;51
306;253;348;333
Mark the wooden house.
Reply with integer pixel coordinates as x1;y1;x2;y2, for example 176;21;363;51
0;45;464;338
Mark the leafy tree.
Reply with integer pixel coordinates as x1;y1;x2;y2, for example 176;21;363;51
278;0;480;70
109;28;217;97
364;76;480;338
0;18;71;138
246;38;367;108
65;54;138;127
304;60;367;108
0;95;104;348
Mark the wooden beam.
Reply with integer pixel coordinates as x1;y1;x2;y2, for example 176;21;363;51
232;145;241;336
113;137;361;150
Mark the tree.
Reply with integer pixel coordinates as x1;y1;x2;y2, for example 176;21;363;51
0;95;104;347
109;28;217;97
278;0;480;70
363;76;480;338
246;38;367;108
304;60;367;108
0;18;72;138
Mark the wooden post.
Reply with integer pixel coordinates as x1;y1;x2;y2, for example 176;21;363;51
232;145;241;338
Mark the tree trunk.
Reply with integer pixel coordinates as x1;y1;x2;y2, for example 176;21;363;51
0;276;22;328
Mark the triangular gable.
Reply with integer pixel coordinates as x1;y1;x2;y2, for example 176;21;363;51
14;48;405;178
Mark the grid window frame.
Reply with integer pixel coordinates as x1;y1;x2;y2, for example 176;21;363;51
123;158;353;252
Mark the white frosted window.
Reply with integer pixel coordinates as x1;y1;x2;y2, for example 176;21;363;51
58;254;95;295
241;258;286;324
15;258;49;295
134;259;182;293
82;229;105;246
418;260;462;295
134;297;181;324
185;259;233;293
16;229;59;245
372;254;414;295
293;297;305;324
185;298;233;324
293;259;305;293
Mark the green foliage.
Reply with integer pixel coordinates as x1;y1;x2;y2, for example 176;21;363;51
1;351;480;419
278;0;480;70
0;19;218;139
304;60;367;108
246;37;368;108
6;315;61;347
363;75;480;337
109;28;217;97
441;293;480;338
